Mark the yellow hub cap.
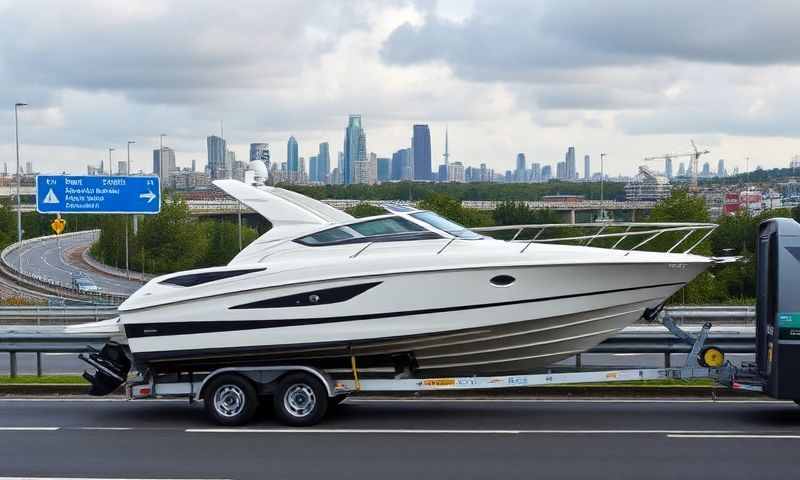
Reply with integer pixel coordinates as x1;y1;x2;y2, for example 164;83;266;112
702;348;724;368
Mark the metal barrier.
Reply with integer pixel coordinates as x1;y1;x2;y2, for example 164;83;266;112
0;306;118;325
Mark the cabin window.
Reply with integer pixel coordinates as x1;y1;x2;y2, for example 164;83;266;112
295;217;439;246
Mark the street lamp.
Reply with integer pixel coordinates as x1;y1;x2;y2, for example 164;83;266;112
14;102;27;272
125;140;135;278
600;152;607;221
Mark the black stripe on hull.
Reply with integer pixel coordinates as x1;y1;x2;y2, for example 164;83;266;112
125;281;684;340
126;281;683;339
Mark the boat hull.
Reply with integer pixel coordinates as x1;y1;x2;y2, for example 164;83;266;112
123;261;705;376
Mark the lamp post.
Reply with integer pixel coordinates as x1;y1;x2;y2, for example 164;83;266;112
14;102;27;272
600;152;607;221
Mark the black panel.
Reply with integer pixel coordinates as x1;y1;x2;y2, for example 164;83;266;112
160;268;266;287
230;282;382;309
124;281;684;339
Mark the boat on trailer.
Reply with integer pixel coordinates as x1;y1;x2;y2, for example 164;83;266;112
72;180;725;425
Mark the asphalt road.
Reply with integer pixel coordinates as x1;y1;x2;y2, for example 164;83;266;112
0;398;798;479
5;233;143;296
0;351;758;376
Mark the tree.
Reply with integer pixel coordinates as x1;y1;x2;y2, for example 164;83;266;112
345;203;386;218
200;220;260;267
417;193;494;228
136;197;207;274
492;202;561;226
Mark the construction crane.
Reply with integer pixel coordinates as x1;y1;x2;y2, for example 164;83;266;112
643;140;710;189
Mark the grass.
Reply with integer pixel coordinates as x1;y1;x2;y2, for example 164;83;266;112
0;375;87;384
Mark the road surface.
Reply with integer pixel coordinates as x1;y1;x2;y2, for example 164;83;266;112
4;233;143;297
0;398;797;479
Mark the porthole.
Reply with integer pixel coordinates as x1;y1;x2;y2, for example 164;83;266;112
490;275;516;287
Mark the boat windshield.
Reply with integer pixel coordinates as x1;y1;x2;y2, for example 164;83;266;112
295;216;441;246
411;211;482;240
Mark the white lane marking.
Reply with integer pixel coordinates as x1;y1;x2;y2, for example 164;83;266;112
187;428;753;435
0;427;59;431
669;434;800;439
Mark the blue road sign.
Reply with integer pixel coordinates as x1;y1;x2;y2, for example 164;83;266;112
36;175;161;214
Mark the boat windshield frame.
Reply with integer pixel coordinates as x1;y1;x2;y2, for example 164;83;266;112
294;215;444;247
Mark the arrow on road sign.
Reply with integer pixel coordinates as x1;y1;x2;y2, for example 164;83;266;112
43;188;60;204
139;190;156;203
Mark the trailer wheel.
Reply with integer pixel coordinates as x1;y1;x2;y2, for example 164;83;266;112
204;374;259;426
273;373;328;427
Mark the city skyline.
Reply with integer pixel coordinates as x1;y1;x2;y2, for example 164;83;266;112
3;2;800;178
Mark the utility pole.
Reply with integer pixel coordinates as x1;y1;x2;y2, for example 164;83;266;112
14;102;27;272
600;153;606;221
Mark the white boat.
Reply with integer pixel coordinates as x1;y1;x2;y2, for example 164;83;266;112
76;180;716;395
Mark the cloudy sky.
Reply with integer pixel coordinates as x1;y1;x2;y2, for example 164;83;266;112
2;0;800;177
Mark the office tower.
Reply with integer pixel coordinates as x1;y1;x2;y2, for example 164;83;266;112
702;162;711;177
665;157;673;179
449;161;465;182
400;148;413;180
531;163;541;182
377;157;390;182
515;153;526;182
249;143;270;168
437;164;448;182
678;162;686;177
287;136;299;172
207;135;227;180
412;124;432;181
117;161;127;175
584;155;590;180
541;165;552;181
309;156;318;182
191;159;196;172
353;160;370;184
225;149;236;175
368;152;378;184
343;115;367;184
565;147;576;179
25;161;32;174
391;149;403;181
317;142;330;183
153;147;176;180
556;161;566;179
717;159;726;177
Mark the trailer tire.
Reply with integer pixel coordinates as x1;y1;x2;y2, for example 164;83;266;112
204;374;259;426
273;373;328;427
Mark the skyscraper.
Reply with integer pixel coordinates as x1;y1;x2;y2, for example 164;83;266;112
152;147;176;179
249;143;270;168
343;115;367;185
541;165;552;181
531;163;541;182
565;147;576;179
207;136;227;180
317;142;330;183
309;155;318;182
287;136;299;172
556;161;567;180
665;157;673;179
377;158;390;182
584;155;590;180
412;124;432;181
717;159;726;177
515;153;527;182
678;162;686;177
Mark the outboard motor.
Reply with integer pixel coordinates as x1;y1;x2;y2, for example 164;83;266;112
79;342;131;396
756;218;800;400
